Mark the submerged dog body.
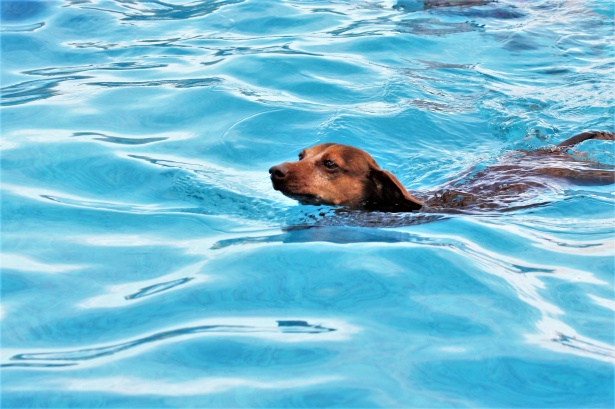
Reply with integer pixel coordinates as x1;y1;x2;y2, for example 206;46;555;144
269;131;614;212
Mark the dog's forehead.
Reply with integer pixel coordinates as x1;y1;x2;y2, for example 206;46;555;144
307;143;377;164
305;143;336;155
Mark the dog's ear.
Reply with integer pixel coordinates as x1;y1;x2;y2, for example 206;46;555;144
367;169;423;212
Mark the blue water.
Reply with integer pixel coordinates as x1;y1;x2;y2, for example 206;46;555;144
1;0;614;407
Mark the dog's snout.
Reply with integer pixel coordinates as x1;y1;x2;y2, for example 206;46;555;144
269;164;288;180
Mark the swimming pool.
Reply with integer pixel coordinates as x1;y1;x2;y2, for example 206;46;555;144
1;0;613;407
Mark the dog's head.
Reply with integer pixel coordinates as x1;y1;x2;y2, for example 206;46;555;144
269;143;423;212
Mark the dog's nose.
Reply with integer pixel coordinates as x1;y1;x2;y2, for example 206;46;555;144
269;164;288;180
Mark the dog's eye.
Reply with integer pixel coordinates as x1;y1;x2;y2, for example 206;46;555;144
323;160;338;169
298;152;305;160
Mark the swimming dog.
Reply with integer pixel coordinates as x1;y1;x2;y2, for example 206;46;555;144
269;131;614;212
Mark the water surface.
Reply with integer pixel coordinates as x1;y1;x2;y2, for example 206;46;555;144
1;0;614;407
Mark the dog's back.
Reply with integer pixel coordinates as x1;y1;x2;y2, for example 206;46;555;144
422;131;615;210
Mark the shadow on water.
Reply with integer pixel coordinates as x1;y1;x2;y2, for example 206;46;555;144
211;224;438;249
211;208;450;250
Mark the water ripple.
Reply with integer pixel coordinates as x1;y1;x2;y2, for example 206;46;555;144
23;62;168;76
0;22;45;32
212;44;321;58
551;332;615;360
3;320;339;368
47;375;342;396
87;77;223;89
82;0;246;22
1;76;91;106
37;194;188;215
71;132;169;145
124;277;195;300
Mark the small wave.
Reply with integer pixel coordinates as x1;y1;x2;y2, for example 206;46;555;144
0;22;45;32
71;132;168;145
1;363;76;368
74;0;245;22
67;34;204;51
121;0;245;21
39;195;171;214
213;44;321;58
23;62;168;76
125;277;195;300
3;320;337;368
0;76;91;106
43;374;342;397
87;77;223;89
551;332;615;361
126;154;282;222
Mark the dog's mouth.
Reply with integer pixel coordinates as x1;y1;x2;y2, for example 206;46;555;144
270;175;328;205
271;181;323;205
287;193;324;205
279;190;323;205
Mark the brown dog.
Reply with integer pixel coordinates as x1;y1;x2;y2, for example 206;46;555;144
269;131;614;212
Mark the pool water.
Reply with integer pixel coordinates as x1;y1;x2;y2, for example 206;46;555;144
1;0;614;407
